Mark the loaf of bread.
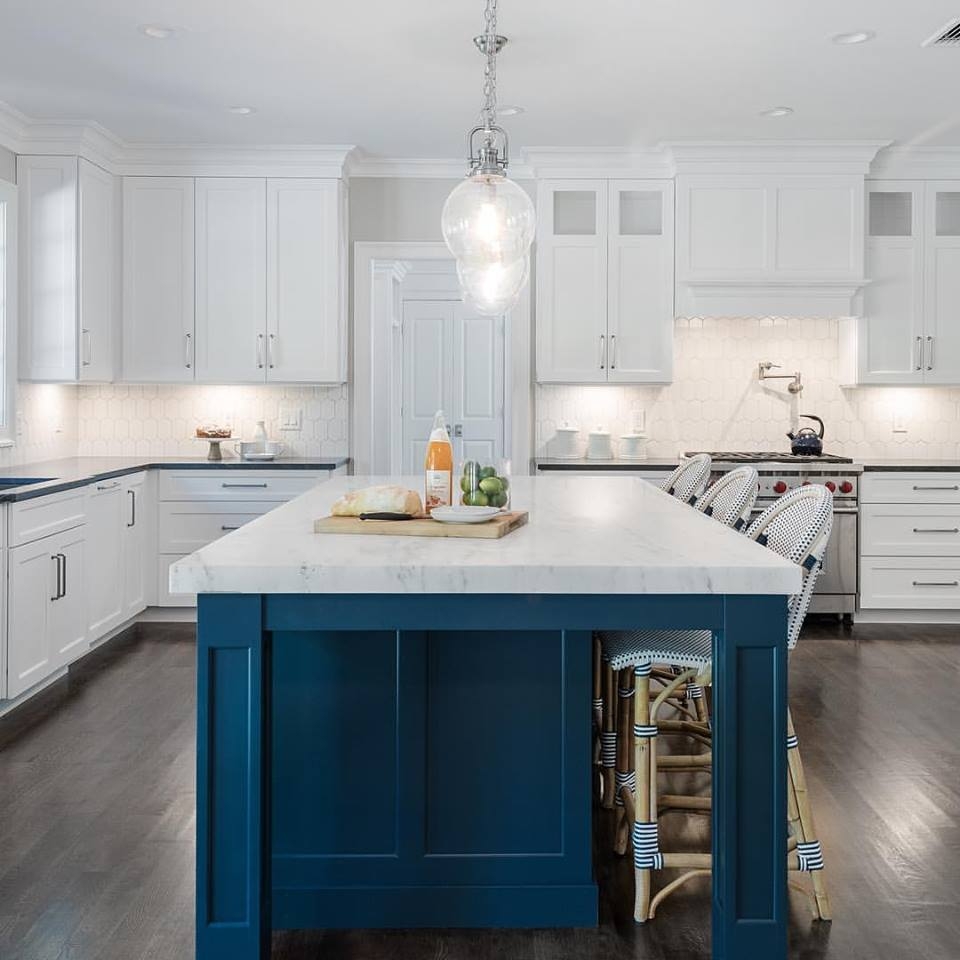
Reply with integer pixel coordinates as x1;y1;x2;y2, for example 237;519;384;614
330;485;423;517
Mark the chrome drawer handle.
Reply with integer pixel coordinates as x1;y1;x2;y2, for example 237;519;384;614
220;524;241;531
221;482;268;488
912;527;959;534
912;485;959;491
96;481;121;491
913;580;959;587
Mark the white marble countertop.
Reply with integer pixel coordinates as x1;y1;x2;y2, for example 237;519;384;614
170;474;801;597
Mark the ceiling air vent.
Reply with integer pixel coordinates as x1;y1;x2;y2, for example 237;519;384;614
923;17;960;46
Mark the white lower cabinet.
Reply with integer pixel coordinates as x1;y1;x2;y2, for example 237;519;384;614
123;473;149;619
860;471;960;610
85;480;126;637
7;526;87;700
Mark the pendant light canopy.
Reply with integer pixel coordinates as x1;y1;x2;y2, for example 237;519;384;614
441;0;535;316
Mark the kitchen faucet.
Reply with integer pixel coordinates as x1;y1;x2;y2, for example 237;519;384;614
758;361;803;395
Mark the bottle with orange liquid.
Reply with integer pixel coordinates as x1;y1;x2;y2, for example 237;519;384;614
424;410;454;511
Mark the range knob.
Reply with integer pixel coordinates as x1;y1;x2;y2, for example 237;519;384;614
802;480;812;486
839;480;853;494
773;480;788;494
825;481;836;493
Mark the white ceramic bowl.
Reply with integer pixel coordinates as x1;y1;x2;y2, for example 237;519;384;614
234;439;285;460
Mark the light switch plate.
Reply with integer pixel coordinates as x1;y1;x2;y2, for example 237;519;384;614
279;406;302;431
892;410;907;433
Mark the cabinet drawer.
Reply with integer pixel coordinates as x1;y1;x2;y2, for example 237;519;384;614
158;554;195;607
158;469;327;502
861;503;960;556
158;501;274;553
861;472;960;504
10;489;86;546
860;558;960;609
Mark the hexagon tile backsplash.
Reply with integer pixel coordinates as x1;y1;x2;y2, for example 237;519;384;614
77;384;348;459
537;318;960;460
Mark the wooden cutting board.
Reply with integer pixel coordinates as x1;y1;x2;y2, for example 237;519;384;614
313;510;528;540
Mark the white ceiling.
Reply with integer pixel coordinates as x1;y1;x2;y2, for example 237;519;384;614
1;0;960;156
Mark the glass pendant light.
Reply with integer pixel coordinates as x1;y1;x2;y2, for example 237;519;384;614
441;0;535;315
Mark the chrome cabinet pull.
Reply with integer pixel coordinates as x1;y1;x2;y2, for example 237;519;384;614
184;332;193;369
912;484;959;491
51;555;61;602
127;489;136;527
256;333;265;369
926;335;934;372
96;480;121;491
81;328;92;367
61;552;67;597
220;524;241;531
599;335;605;370
915;336;923;371
221;482;268;488
913;580;959;587
268;333;276;369
913;527;959;534
610;334;617;370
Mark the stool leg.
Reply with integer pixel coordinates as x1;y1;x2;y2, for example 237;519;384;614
600;659;617;810
633;665;654;922
787;709;832;921
614;668;636;854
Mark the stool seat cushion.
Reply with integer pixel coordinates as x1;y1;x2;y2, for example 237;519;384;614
598;628;713;672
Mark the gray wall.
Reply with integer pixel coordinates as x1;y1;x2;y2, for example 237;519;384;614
0;144;15;183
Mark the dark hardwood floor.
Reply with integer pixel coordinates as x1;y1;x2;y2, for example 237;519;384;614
1;618;958;960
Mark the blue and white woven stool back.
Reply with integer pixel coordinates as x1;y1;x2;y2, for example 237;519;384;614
660;454;712;505
695;465;759;530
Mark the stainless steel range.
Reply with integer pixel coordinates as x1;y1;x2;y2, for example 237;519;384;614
687;451;861;618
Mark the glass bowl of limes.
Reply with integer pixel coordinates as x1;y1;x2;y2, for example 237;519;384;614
459;460;510;510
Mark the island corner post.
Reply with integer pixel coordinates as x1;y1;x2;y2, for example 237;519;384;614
195;590;788;960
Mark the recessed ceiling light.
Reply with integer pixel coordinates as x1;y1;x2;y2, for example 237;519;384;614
832;30;875;45
497;104;525;117
227;106;256;116
140;24;176;39
760;106;794;118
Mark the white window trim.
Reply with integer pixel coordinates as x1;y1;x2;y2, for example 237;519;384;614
0;179;16;446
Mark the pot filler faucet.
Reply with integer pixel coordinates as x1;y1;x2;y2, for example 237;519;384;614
758;361;803;395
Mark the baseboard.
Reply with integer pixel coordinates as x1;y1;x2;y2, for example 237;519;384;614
854;609;960;625
137;606;197;624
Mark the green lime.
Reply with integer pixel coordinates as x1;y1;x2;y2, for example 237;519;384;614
479;476;503;496
464;490;490;507
497;475;509;490
479;465;497;480
460;475;475;494
490;492;508;508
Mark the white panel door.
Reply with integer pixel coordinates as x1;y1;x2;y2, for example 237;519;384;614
78;159;117;382
17;155;78;381
195;178;266;383
452;304;504;467
85;481;124;639
266;178;345;383
607;181;674;383
7;539;55;699
860;182;925;384
122;177;195;382
536;180;608;382
49;529;87;666
924;182;960;384
401;300;452;473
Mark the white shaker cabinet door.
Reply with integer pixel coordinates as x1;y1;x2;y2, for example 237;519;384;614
195;178;267;383
923;183;960;385
7;539;56;699
122;473;148;619
85;480;125;639
17;155;78;381
266;178;346;383
607;181;674;383
536;180;608;382
49;529;87;666
122;177;195;382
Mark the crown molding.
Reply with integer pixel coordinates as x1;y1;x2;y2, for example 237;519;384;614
115;143;357;178
523;146;674;179
666;140;891;176
869;145;960;180
344;150;534;179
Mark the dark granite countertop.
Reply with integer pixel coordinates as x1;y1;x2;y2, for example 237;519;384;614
857;460;960;472
535;458;679;471
0;456;350;502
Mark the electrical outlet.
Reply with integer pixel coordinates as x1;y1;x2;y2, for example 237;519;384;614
893;410;907;433
279;406;302;431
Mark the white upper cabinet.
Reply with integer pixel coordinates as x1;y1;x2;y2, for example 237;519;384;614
195;178;267;383
843;180;960;385
122;177;196;382
675;175;865;317
266;178;346;383
18;156;118;382
536;179;673;384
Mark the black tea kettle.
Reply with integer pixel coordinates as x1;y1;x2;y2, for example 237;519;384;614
787;415;825;457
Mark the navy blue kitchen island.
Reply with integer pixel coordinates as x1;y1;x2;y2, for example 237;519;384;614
173;475;801;960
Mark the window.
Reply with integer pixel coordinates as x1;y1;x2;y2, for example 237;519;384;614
0;180;15;444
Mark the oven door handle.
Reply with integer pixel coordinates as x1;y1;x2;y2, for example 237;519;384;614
831;507;859;514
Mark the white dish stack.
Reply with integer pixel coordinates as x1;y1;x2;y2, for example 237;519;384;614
587;426;613;460
551;422;583;459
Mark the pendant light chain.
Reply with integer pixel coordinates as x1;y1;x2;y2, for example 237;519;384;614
480;0;499;134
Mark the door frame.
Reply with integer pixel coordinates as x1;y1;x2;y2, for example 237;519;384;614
353;241;532;476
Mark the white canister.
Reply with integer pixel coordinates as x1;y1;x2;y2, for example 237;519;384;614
587;426;613;460
619;434;648;460
552;421;582;459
